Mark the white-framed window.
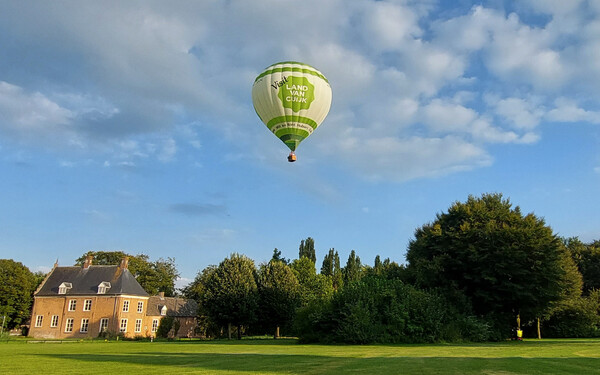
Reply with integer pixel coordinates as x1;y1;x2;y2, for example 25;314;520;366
68;300;77;311
50;315;59;328
65;318;74;332
137;301;143;313
99;318;109;333
97;281;111;294
58;282;72;295
35;315;43;327
80;318;89;333
135;319;142;333
83;299;92;311
122;300;130;312
160;305;167;316
151;319;159;332
120;319;128;332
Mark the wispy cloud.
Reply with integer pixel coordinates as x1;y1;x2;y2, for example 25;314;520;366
168;203;227;217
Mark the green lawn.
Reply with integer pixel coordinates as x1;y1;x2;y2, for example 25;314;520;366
2;338;600;374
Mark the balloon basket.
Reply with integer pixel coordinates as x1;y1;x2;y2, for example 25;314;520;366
287;152;297;162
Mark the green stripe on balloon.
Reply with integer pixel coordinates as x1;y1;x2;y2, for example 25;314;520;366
254;66;329;83
274;127;310;139
266;116;319;130
279;134;305;151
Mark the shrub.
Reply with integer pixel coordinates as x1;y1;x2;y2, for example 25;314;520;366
156;316;175;338
295;276;491;344
543;293;600;338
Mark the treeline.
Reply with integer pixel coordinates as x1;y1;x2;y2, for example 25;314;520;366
2;193;600;342
181;194;600;343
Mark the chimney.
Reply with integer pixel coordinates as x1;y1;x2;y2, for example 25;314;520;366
83;255;93;269
120;256;130;270
159;291;165;299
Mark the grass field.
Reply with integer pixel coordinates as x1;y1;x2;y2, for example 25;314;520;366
2;338;600;374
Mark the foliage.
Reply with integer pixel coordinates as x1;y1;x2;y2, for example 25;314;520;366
543;290;600;338
298;237;316;264
201;253;258;339
157;316;175;338
296;276;490;344
566;237;600;294
270;248;288;264
364;256;407;281
290;257;333;306
405;193;577;338
321;248;343;290
0;259;37;329
75;251;180;296
257;260;300;336
343;250;362;284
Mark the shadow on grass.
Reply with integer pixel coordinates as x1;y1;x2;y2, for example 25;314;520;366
39;352;600;375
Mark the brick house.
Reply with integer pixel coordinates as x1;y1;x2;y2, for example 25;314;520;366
29;256;198;339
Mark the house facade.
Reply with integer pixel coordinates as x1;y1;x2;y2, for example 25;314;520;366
29;256;198;339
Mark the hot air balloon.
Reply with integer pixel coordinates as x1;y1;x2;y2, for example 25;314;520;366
252;61;332;162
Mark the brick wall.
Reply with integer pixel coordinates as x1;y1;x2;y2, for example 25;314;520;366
29;295;150;339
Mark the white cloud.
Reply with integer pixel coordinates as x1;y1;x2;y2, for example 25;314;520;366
2;1;600;184
327;128;492;182
360;1;421;51
0;81;74;139
420;99;478;133
545;98;600;123
494;97;544;129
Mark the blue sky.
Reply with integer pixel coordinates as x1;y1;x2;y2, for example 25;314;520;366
1;0;600;288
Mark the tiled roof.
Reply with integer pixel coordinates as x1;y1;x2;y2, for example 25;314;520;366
35;265;149;297
147;295;198;317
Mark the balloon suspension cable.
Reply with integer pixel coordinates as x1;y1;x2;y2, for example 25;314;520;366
287;151;297;163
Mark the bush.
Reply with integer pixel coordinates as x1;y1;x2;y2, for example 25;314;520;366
156;316;175;338
295;276;491;344
543;292;600;338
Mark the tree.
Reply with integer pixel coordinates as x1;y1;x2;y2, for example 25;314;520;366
566;237;600;294
257;260;300;338
271;248;288;264
299;237;316;263
343;250;362;284
75;251;180;296
0;259;37;329
321;248;343;290
201;253;258;339
405;193;577;338
290;257;333;306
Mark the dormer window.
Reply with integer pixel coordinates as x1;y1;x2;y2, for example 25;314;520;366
97;281;111;294
160;305;167;316
58;282;72;295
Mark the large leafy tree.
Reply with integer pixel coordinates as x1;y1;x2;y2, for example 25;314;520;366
201;253;258;339
257;260;300;338
298;237;316;264
0;259;37;329
405;193;577;337
75;251;179;296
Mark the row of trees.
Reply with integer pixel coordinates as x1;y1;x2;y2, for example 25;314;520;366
181;193;600;342
2;193;600;342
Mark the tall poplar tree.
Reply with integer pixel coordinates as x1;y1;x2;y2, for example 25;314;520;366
298;237;316;264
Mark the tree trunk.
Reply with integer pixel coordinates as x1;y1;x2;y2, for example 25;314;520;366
275;326;280;339
237;324;242;340
537;317;541;339
228;322;232;340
